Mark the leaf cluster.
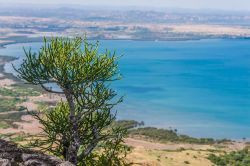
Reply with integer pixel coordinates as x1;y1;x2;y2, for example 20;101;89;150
14;37;121;95
16;37;130;165
29;101;130;165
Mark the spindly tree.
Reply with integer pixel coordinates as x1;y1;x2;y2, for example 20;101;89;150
32;101;130;165
14;37;129;165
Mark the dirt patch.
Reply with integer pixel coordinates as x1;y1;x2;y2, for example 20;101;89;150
18;101;38;111
0;115;42;134
125;138;212;151
127;148;214;166
0;78;15;86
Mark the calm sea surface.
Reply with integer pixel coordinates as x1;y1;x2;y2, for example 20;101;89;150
1;39;250;139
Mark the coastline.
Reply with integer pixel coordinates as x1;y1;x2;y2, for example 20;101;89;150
0;54;232;140
1;35;250;49
0;55;20;83
1;38;250;140
0;42;249;166
1;9;250;165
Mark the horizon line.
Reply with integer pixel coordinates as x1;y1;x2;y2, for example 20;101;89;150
1;3;250;13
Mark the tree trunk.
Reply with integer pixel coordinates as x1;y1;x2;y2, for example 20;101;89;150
65;91;80;165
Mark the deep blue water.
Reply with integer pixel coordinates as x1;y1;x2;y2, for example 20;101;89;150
1;39;250;139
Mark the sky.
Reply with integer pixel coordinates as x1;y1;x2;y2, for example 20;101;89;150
0;0;250;11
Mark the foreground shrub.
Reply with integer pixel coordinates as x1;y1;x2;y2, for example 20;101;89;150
15;36;130;165
30;102;130;165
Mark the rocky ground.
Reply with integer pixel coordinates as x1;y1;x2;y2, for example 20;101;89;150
0;139;73;166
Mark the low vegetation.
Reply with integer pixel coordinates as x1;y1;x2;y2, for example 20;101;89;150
128;127;230;144
0;133;31;144
0;121;11;129
0;133;14;139
0;98;26;112
0;111;28;121
0;106;34;129
113;120;231;144
9;134;27;142
34;101;52;111
0;86;40;97
114;120;144;129
208;148;250;166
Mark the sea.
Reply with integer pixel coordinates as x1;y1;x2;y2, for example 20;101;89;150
1;39;250;139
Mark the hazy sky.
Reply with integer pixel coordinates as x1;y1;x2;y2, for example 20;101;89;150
0;0;250;11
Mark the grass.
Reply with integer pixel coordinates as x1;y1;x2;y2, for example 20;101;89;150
128;148;214;166
0;111;28;121
0;98;26;112
10;135;26;142
0;133;30;143
0;111;29;129
208;148;250;166
0;87;41;97
0;133;15;139
34;101;55;111
0;121;11;129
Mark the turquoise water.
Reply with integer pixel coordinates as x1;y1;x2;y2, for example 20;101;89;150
1;39;250;139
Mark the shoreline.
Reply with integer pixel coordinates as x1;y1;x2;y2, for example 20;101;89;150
0;54;249;166
1;38;250;140
1;35;250;49
0;55;248;141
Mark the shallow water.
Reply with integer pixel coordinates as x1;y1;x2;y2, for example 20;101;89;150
1;39;250;139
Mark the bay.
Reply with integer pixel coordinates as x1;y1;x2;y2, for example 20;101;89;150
1;39;250;139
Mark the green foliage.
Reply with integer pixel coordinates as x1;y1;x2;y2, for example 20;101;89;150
0;133;29;143
0;87;40;97
16;36;129;165
208;149;250;166
113;120;144;130
29;102;71;157
0;111;28;128
0;133;15;139
10;135;26;142
129;127;226;144
83;129;131;166
34;101;50;111
0;98;26;112
30;102;130;165
14;37;121;91
0;88;17;96
0;111;28;122
0;121;11;129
